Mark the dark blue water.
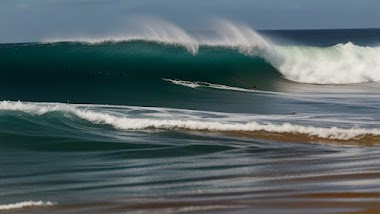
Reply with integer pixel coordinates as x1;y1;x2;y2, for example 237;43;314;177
1;29;380;213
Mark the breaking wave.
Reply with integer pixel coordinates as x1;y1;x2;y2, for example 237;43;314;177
42;18;380;85
1;101;380;142
276;43;380;84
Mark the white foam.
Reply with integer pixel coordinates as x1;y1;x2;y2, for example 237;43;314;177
199;21;380;84
275;43;380;84
1;101;380;140
0;100;70;115
0;201;55;210
162;79;201;88
44;18;380;84
163;78;252;93
163;78;280;95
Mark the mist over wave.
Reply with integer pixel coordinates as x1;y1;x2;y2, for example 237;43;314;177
45;17;199;55
42;18;380;85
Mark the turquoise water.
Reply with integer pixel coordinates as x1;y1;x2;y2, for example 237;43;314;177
1;29;380;213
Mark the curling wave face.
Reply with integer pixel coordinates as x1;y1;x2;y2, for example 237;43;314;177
41;19;380;85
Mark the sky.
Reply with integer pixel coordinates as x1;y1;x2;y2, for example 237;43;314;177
1;0;380;43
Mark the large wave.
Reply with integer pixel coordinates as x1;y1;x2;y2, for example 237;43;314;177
42;18;380;85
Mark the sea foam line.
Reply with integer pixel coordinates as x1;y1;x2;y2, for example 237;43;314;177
1;101;380;141
0;201;55;210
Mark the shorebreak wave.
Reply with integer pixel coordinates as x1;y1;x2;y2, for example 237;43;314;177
1;101;380;143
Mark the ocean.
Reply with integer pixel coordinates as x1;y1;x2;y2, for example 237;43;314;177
1;22;380;213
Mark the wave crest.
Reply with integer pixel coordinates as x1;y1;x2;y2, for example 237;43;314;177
45;17;199;55
43;18;380;85
1;101;380;142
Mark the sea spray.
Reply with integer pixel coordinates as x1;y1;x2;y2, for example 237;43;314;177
41;18;380;85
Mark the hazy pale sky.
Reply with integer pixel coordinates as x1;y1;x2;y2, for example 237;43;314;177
1;0;379;43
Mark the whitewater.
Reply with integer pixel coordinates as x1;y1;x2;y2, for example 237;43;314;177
2;17;380;214
43;18;380;85
0;201;55;210
1;101;380;141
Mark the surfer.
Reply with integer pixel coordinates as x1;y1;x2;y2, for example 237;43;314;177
253;84;256;91
67;100;70;105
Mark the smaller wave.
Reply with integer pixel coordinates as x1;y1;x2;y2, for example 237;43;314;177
0;201;55;210
2;101;380;142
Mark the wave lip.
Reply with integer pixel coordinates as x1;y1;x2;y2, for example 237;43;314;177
0;201;55;210
44;17;199;55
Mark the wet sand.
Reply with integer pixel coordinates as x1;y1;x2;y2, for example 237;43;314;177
225;130;380;146
5;191;380;214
